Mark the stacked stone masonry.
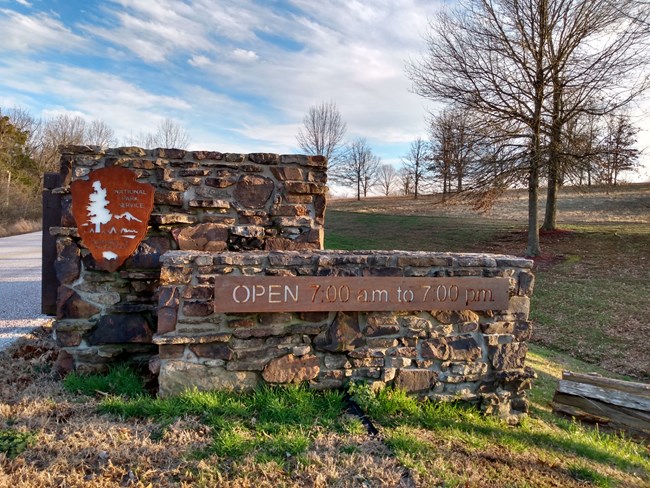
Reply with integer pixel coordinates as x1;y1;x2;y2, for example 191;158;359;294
51;146;326;373
156;250;536;421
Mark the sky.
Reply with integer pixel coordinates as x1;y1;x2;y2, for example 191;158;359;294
1;0;649;182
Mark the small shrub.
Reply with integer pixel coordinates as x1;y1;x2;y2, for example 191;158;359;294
0;429;37;458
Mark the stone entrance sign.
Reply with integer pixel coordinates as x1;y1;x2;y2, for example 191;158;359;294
71;167;154;272
214;276;509;312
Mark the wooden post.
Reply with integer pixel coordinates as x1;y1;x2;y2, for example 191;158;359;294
41;172;61;315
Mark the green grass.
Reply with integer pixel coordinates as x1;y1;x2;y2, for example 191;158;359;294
325;211;520;251
100;385;345;468
63;364;146;398
350;381;649;485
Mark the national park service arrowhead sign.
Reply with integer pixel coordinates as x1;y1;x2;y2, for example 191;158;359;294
71;167;155;272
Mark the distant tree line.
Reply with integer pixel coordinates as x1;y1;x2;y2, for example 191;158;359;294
0;107;190;223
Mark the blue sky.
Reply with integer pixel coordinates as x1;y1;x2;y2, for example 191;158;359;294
1;0;649;182
0;0;442;168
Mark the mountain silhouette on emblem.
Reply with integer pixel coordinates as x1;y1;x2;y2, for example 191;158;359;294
113;212;142;222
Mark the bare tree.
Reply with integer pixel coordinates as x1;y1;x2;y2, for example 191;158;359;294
377;164;398;196
31;114;86;174
541;0;650;230
401;137;430;200
598;113;640;185
408;0;549;255
398;167;414;196
296;101;347;167
335;138;381;200
126;118;191;149
85;120;117;148
408;0;650;255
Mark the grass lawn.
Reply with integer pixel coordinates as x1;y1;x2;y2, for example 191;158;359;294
1;330;648;487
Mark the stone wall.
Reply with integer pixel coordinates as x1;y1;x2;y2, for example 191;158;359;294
52;146;327;373
156;250;535;421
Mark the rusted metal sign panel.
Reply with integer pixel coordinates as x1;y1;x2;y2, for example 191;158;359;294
71;167;154;272
214;276;510;312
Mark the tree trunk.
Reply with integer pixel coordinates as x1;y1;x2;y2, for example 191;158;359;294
527;161;541;256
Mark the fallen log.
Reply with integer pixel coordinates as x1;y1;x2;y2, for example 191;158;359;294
552;371;650;439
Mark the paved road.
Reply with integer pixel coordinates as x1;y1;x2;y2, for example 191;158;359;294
0;231;50;350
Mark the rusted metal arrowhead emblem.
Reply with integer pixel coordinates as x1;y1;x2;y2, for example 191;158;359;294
71;167;155;272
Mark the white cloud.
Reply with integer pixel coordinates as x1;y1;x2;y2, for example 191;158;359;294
0;9;86;52
15;0;32;7
188;54;210;68
230;48;258;62
0;58;192;142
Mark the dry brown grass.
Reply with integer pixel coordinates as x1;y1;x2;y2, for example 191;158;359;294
0;219;41;238
0;327;410;487
330;183;650;224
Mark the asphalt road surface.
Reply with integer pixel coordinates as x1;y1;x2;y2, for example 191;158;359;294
0;231;50;351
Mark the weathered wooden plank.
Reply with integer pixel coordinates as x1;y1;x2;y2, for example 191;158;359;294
552;392;650;438
562;371;650;397
41;172;61;316
557;380;650;411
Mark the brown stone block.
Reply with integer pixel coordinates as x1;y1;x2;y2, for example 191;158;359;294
365;323;401;337
55;329;83;347
55;238;80;284
154;148;186;159
192;151;223;160
161;180;189;191
56;286;100;319
513;321;533;341
182;285;214;300
262;354;320;383
172;224;228;252
448;336;482;362
53;350;75;377
232;325;288;339
366;337;399;348
298;311;330;323
126;236;172;269
157;306;178;334
189;343;234;360
188;199;230;209
431;310;480;324
233;175;275;208
314;312;364;352
258;312;292;325
420;337;450;360
248;153;280;164
489;342;528;370
158;286;180;308
205;177;237;188
264;237;317;251
387;346;417;358
159;266;192;285
86;314;153;345
480;321;515;335
159;344;185;359
179;169;210;177
271;166;304;181
183;301;213;317
60;196;75;226
154;189;184;206
284;194;313;204
352;357;384;368
394;369;438;393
